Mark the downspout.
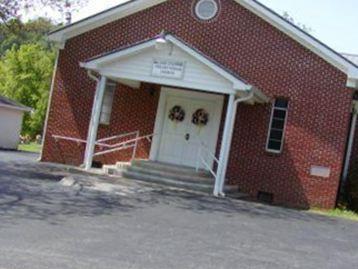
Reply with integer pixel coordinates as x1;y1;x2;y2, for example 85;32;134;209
342;103;358;184
216;90;254;196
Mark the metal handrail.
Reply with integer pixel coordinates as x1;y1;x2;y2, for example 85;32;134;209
97;131;139;143
94;133;155;158
52;132;155;161
53;135;87;144
196;141;220;181
53;132;138;148
96;131;140;149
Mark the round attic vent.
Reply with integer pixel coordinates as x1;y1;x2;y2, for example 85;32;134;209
195;0;219;21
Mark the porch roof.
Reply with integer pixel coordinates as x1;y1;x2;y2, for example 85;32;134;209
80;33;269;104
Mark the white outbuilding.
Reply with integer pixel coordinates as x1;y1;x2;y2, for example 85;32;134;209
0;96;31;150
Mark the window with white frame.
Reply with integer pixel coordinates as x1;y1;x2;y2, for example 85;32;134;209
99;80;116;125
266;98;289;153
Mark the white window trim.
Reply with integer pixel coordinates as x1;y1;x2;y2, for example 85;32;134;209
265;99;289;154
195;0;219;21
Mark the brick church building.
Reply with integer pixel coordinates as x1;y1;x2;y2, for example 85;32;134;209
42;0;358;209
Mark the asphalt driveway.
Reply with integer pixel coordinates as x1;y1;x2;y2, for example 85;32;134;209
0;150;357;269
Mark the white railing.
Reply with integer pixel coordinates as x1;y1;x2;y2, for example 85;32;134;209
93;132;155;159
195;142;220;181
53;131;155;161
96;131;139;144
94;131;140;159
52;135;87;145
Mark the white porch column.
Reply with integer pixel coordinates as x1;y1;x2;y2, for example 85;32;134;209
214;94;235;196
218;96;242;194
215;91;254;195
83;76;107;170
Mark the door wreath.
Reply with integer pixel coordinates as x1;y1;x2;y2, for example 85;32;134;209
192;108;209;127
169;105;185;122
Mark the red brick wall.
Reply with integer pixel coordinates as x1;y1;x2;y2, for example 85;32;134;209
42;80;160;165
94;83;160;165
42;0;354;208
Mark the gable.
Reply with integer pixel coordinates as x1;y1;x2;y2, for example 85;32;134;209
97;44;234;93
237;0;358;88
80;34;268;103
49;0;358;88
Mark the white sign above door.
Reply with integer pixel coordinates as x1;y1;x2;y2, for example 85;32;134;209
152;59;185;79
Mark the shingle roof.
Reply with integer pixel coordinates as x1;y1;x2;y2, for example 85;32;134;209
0;95;31;112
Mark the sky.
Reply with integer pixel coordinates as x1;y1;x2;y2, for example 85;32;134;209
61;0;358;54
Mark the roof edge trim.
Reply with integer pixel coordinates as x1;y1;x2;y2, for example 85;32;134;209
0;103;32;112
49;0;358;88
48;0;166;43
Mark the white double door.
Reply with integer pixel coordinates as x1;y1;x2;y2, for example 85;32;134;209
156;88;224;169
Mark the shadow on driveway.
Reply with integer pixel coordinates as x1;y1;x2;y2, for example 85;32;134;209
0;152;137;225
0;150;344;227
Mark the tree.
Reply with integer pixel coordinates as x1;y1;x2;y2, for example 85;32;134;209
0;43;56;137
0;18;57;138
0;0;87;25
0;1;88;139
0;17;55;55
282;11;312;34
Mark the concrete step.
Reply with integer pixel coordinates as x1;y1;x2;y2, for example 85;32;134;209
102;164;118;174
126;165;215;184
119;171;213;193
109;168;215;193
104;160;240;195
131;159;212;178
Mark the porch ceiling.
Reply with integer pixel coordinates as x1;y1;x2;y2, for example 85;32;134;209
80;33;269;104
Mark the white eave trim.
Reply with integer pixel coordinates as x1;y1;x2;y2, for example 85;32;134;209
348;68;358;88
48;0;166;43
50;0;358;89
0;103;32;112
80;39;157;69
235;0;358;87
165;35;251;91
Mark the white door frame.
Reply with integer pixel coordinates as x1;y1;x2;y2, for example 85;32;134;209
149;87;224;167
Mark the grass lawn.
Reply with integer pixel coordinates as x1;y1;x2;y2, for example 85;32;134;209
310;208;358;222
18;143;42;153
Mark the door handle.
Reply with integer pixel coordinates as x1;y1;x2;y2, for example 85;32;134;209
185;133;190;141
